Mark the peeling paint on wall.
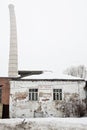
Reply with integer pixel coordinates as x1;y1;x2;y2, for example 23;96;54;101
14;92;28;100
10;80;87;118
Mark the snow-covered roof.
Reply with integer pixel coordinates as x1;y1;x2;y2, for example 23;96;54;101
21;71;84;81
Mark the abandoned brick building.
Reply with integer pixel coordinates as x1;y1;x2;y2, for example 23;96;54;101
0;72;87;118
9;71;87;118
0;4;87;118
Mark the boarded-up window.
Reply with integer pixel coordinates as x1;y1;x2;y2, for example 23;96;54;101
29;89;38;101
53;89;62;100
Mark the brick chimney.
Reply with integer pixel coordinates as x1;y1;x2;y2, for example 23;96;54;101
8;4;18;77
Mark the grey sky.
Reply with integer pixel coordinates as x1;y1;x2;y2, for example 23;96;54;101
0;0;87;76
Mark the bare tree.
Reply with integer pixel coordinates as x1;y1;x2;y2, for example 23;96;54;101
64;65;87;79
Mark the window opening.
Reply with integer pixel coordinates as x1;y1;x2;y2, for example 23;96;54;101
29;89;38;101
53;89;62;100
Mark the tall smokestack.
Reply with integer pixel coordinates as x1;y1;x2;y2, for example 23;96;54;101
8;4;18;77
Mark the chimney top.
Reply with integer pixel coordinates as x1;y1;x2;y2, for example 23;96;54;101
8;4;14;9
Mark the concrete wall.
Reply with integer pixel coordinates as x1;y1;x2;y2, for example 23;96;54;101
10;80;86;118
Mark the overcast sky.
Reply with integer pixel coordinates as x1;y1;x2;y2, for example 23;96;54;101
0;0;87;76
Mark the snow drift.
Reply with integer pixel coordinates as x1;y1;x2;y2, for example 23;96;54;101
0;118;87;130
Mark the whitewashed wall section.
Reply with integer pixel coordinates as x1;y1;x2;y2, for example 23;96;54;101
10;80;86;118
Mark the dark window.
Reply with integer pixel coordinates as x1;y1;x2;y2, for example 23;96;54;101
0;87;2;103
53;89;62;100
29;89;38;101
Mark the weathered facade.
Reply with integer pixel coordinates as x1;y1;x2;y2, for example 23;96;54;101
0;78;10;118
10;76;87;118
0;3;87;119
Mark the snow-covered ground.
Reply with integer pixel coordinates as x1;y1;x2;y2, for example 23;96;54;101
0;118;87;130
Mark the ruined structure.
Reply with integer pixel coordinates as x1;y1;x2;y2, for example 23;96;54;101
9;72;87;118
0;4;87;118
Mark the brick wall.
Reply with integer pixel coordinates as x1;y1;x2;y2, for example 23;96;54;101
0;78;10;105
0;78;10;118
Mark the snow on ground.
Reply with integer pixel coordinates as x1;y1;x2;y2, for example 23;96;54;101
0;118;87;130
